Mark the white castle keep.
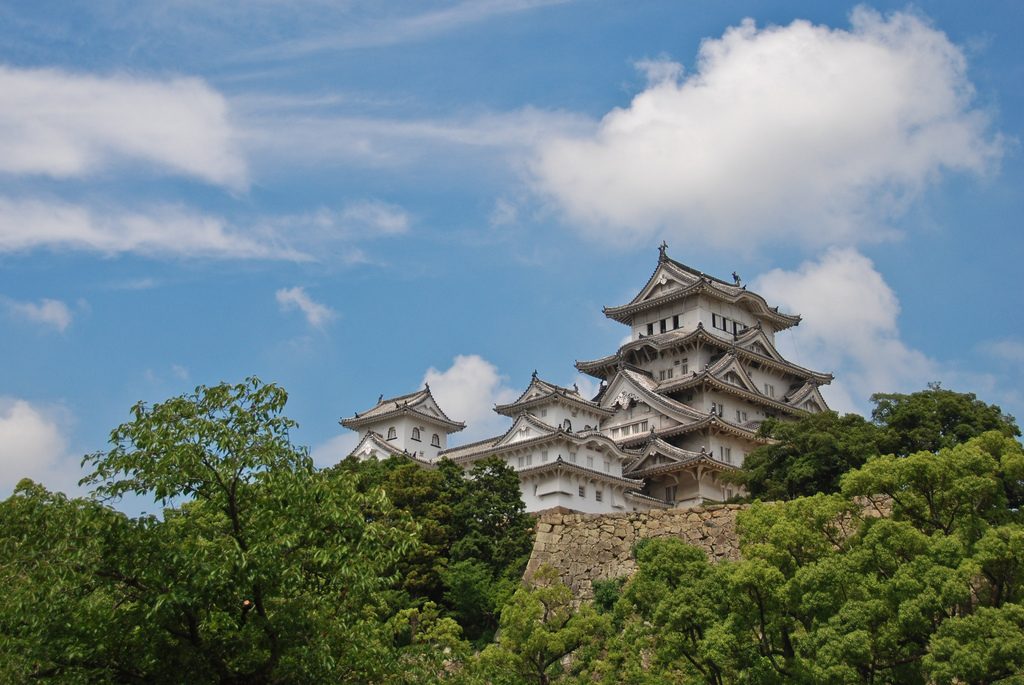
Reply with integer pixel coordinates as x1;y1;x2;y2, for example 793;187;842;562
339;245;833;513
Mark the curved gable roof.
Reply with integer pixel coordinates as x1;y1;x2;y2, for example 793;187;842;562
602;248;801;330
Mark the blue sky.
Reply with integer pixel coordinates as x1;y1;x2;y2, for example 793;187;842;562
1;0;1022;499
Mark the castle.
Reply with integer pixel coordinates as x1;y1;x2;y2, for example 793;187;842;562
339;245;833;513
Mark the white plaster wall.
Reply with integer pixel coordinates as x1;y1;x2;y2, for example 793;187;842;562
521;471;630;514
530;402;601;433
363;415;448;461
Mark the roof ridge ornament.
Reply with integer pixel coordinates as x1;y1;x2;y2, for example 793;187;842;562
658;240;668;261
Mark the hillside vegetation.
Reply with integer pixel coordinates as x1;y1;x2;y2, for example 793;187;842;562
1;380;1022;684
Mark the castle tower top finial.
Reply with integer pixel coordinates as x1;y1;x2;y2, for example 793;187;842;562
658;241;668;260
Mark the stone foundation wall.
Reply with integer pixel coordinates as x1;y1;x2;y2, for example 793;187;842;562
525;504;747;600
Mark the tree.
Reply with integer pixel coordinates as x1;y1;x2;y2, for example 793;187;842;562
336;455;535;642
470;565;611;685
442;457;535;643
736;386;1021;502
0;379;439;683
871;384;1020;456
585;433;1024;685
735;411;882;499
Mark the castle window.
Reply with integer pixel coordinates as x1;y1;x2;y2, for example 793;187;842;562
659;370;666;381
586;455;594;468
526;454;533;466
666;368;673;379
665;485;678;503
579;485;586;498
735;410;748;423
646;323;654;336
387;427;397;440
720;446;732;464
711;402;724;417
673;315;680;329
569;451;577;463
431;433;440;447
411;427;421;441
660;319;667;333
518;456;524;468
603;460;610;473
540;408;547;417
764;383;775;398
596;489;603;502
541;450;548;463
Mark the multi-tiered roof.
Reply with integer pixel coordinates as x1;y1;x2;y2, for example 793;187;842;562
576;245;833;501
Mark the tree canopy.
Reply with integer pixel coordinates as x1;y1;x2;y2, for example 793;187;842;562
737;386;1020;501
0;379;463;683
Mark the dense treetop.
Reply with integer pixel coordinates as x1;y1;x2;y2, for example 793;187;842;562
735;386;1020;501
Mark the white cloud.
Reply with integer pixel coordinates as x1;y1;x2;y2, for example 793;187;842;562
0;196;410;262
242;105;590;169
0;196;306;260
267;201;410;239
422;354;519;443
633;56;684;85
3;297;73;332
983;339;1024;366
571;374;601;403
533;8;1004;249
489;198;519;228
255;0;573;57
0;65;246;188
310;433;359;469
275;286;336;329
0;398;80;495
753;248;936;412
338;200;410;235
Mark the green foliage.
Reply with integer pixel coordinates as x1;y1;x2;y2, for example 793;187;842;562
924;604;1024;684
570;432;1024;685
0;379;464;683
872;384;1020;457
737;385;1021;503
841;432;1020;538
591;576;626;614
467;565;611;685
337;454;534;642
737;411;882;500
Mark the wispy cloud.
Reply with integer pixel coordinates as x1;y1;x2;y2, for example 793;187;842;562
2;296;74;332
982;339;1024;366
0;65;246;188
0;196;305;260
276;286;336;329
0;196;411;262
241;104;591;169
251;0;574;58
